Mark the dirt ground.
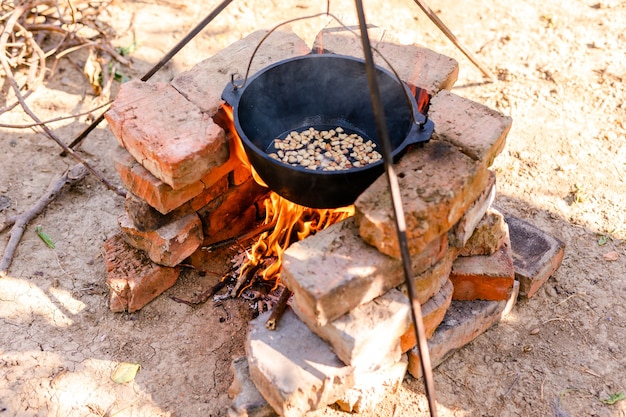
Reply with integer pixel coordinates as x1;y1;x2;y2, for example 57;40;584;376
1;0;625;416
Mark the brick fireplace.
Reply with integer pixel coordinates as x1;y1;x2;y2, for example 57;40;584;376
102;27;565;416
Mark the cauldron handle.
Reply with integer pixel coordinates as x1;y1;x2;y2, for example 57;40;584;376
230;11;430;130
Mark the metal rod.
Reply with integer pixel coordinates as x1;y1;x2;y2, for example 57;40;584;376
353;1;438;416
62;0;234;154
411;0;495;80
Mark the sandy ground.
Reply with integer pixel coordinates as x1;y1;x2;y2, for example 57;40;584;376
1;0;625;416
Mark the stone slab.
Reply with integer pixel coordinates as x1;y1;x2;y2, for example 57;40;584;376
104;234;180;312
459;207;508;257
428;90;512;167
228;356;277;417
400;279;454;352
105;79;229;190
172;30;310;115
247;308;354;417
292;288;410;371
449;170;496;249
504;213;566;298
118;211;203;267
450;234;515;301
407;281;519;379
355;139;490;259
282;217;448;326
312;27;459;94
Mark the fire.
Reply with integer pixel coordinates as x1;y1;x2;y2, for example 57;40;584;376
219;104;354;294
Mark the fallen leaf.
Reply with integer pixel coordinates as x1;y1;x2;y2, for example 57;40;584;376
603;251;619;261
111;362;140;384
600;391;624;405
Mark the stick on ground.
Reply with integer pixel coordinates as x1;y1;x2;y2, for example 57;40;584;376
0;163;88;276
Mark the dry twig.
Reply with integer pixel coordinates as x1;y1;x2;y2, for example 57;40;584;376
265;287;292;330
0;163;88;276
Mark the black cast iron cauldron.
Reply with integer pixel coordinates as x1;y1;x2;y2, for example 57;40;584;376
221;53;434;209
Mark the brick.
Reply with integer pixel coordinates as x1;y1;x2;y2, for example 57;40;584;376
459;207;508;257
336;357;408;413
118;211;203;267
172;30;310;115
312;27;459;93
355;139;490;259
228;356;277;417
400;279;454;352
105;79;229;189
449;235;515;301
292;288;409;371
247;308;354;417
504;213;566;298
197;176;268;246
231;164;252;186
407;281;519;379
111;146;236;214
428;90;512;167
449;170;496;248
282;217;448;326
104;234;180;312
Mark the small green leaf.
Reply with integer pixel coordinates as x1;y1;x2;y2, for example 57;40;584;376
35;225;55;249
111;362;140;384
597;235;609;246
601;392;625;405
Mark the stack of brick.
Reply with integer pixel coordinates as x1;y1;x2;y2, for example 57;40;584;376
102;30;314;312
98;25;566;416
233;29;561;417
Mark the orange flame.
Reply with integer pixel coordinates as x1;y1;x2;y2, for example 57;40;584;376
219;104;354;294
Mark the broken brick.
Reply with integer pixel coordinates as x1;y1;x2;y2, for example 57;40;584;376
459;207;508;257
118;211;203;267
104;234;180;312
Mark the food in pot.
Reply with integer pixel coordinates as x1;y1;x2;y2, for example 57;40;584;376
267;127;382;171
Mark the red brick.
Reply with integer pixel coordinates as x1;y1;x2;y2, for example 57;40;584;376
231;164;252;186
449;170;496;249
428;90;512;167
171;30;310;116
355;139;490;259
118;211;203;267
312;27;459;94
111;146;236;214
450;237;515;301
400;279;453;352
104;234;181;312
459;207;508;257
198;176;268;245
105;79;229;190
407;281;519;379
504;213;566;298
282;218;449;326
292;288;409;371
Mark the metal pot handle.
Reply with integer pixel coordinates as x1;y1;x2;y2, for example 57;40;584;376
230;11;429;130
